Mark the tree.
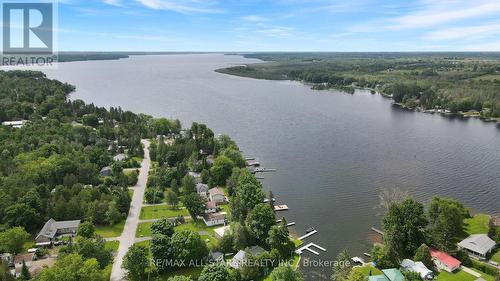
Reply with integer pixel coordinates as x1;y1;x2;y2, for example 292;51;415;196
165;190;179;208
210;156;235;186
34;254;105;281
246;203;275;243
20;260;31;281
382;198;427;259
82;114;99;127
151;234;174;273
267;225;295;258
370;245;398;269
221;148;246;168
218;233;234;254
236;182;265;219
271;265;304;281
331;249;352;281
181;174;196;195
3;204;41;233
73;236;113;269
428;197;469;251
144;188;164;204
346;270;367;281
169;230;208;264
198;264;233;281
454;249;472;267
0;227;30;254
403;271;421;281
77;222;95;238
105;201;122;226
167;276;191;281
0;260;15;281
232;223;249;251
413;244;433;269
123;245;150;281
151;218;174;237
170;179;179;195
183;193;206;220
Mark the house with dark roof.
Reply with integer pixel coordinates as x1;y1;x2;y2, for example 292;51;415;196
230;246;266;269
196;183;209;197
99;166;112;176
457;234;496;260
429;247;461;272
35;219;81;245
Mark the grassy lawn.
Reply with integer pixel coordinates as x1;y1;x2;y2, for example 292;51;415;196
134;239;151;249
175;220;219;249
462;214;490;237
156;267;204;280
352;265;383;276
436;270;477;281
105;241;119;252
95;221;125;238
128;188;134;198
140;205;189;220
470;268;495;281
136;222;153;237
490;249;500;263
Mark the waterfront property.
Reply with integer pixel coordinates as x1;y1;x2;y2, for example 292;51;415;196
113;153;126;161
189;171;202;183
196;183;209;197
400;259;434;280
429;247;461;272
457;234;496;260
230;246;266;269
368;268;405;281
35;218;80;245
99;166;112;177
205;201;217;214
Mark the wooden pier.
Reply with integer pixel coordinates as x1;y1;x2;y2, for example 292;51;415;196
371;227;384;235
274;205;289;211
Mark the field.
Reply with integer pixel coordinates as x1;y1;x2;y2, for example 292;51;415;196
95;221;125;238
463;214;490;236
104;241;119;252
139;205;189;220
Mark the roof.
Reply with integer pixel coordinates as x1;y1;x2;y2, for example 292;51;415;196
113;154;126;161
36;219;81;240
429;248;461;269
381;268;405;281
210;251;224;261
189;171;201;178
205;212;225;221
196;183;209;193
248;245;266;256
458;234;496;256
368;276;390;281
209;187;225;196
206;201;216;209
401;259;433;279
214;225;231;237
230;246;266;269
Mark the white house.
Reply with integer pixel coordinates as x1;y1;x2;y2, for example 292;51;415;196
400;259;434;280
189;172;202;184
209;187;226;204
230;246;266;269
458;234;496;260
203;212;225;227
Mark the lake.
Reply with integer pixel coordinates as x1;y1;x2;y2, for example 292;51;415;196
42;54;500;279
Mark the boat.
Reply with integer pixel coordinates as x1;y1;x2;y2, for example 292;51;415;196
306;227;315;233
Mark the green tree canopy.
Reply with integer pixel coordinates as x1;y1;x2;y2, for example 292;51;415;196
246;203;276;243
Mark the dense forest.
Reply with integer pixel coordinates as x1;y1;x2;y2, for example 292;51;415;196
217;53;500;120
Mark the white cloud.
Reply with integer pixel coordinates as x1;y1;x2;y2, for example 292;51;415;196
103;0;123;7
135;0;221;14
387;0;500;30
242;15;268;22
423;22;500;41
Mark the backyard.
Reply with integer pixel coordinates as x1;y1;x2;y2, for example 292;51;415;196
140;205;189;220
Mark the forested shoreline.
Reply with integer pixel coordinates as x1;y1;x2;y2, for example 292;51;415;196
217;53;500;121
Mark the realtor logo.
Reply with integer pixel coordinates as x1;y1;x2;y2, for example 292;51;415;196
2;2;53;54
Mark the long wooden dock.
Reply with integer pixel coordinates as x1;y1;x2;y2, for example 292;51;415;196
298;230;318;240
295;243;327;255
371;227;384;235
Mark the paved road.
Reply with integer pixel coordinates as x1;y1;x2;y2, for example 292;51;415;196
110;140;150;281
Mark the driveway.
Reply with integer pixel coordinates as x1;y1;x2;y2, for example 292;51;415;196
110;139;150;281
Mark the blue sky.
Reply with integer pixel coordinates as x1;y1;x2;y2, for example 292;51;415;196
56;0;500;51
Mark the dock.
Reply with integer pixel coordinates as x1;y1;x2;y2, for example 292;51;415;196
371;227;384;235
295;243;327;256
274;205;289;211
298;230;318;241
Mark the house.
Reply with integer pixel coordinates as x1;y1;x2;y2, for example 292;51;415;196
196;183;209;197
189;172;202;184
429;247;461;272
113;154;126;161
203;212;225;227
99;166;112;176
400;259;434;280
0;253;14;267
230;246;266;269
209;251;224;263
35;219;81;245
209;187;226;204
457;234;496;260
1;120;27;128
205;201;217;214
368;268;404;281
214;225;231;238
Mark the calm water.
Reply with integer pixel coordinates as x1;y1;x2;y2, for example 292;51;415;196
43;54;500;279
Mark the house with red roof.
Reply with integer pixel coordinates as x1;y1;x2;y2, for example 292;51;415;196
429;247;461;272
